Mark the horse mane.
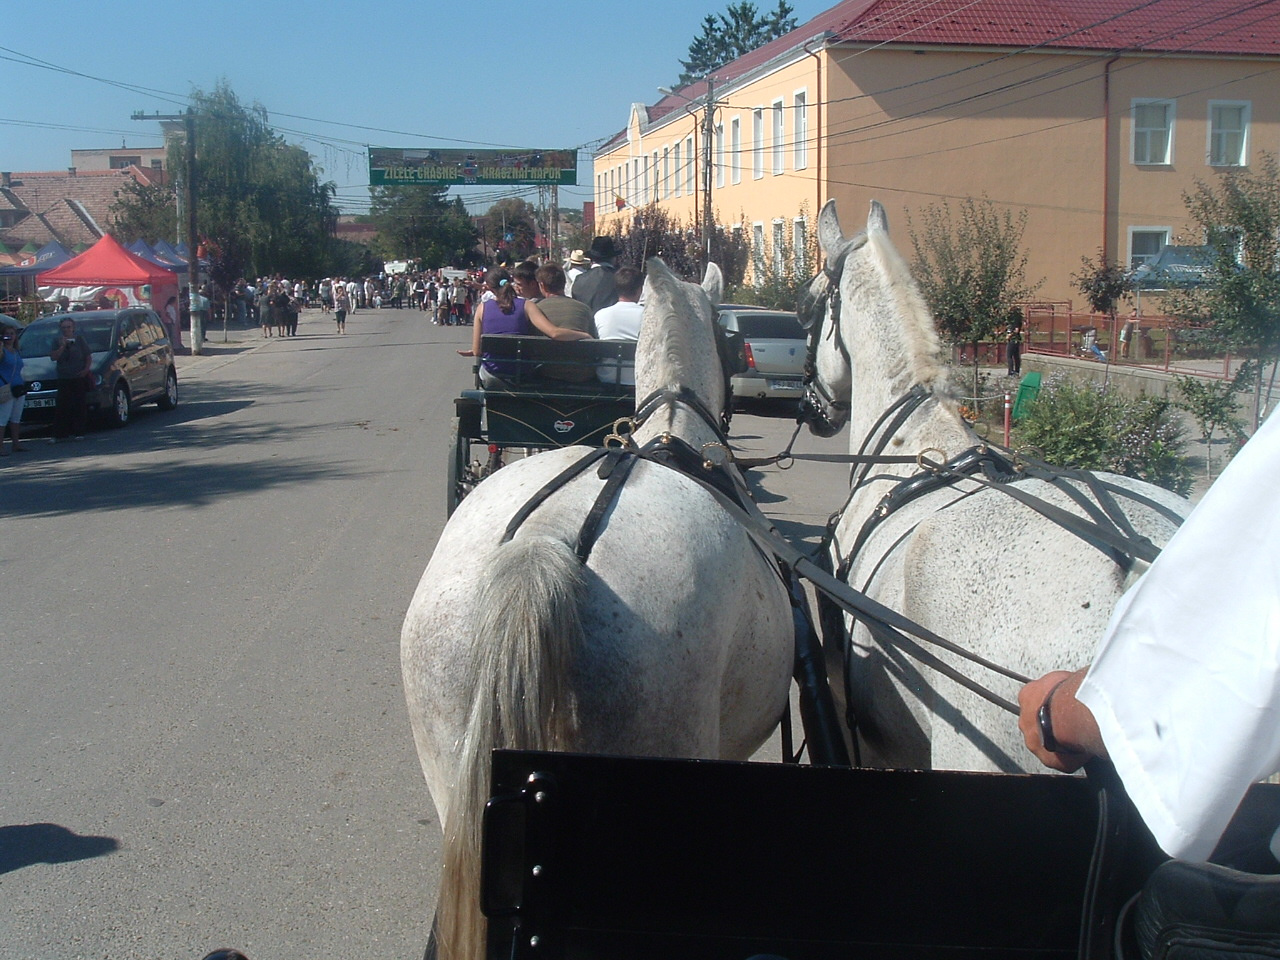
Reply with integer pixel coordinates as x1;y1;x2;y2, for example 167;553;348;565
863;212;954;398
639;259;719;402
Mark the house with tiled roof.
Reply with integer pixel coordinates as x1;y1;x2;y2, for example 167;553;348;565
0;165;165;251
593;0;1280;303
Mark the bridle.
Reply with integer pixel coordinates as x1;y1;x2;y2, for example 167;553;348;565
798;246;856;437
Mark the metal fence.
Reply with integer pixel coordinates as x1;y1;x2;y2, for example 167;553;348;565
1023;306;1244;381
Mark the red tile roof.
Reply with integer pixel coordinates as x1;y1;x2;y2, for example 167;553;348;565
615;0;1280;149
0;166;159;249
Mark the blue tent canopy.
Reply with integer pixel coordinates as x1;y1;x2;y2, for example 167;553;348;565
152;239;189;269
1130;245;1214;290
0;240;74;277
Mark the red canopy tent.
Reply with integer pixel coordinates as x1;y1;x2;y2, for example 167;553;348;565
37;234;180;320
38;234;177;289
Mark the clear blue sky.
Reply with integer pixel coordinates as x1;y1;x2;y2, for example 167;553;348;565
1;0;820;214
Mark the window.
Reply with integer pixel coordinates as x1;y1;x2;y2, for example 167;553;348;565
772;100;785;175
597;173;603;209
794;217;808;274
772;220;785;273
686;136;695;194
110;155;142;169
730;118;741;184
794;90;808;170
673;141;682;197
752;222;765;273
715;123;725;188
1128;227;1170;269
1132;99;1174;165
752;108;764;179
641;155;650;204
624;161;631;205
1209;101;1249;167
652;151;660;201
662;147;670;199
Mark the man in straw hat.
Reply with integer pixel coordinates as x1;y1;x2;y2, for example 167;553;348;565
564;249;590;297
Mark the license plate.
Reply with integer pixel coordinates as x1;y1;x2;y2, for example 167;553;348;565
27;397;55;408
767;379;801;391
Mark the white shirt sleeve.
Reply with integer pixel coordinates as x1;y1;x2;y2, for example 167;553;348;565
1078;409;1280;861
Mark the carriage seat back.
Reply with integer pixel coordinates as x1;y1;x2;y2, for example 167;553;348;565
479;335;636;392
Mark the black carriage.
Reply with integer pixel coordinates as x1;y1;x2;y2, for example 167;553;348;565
449;335;637;514
481;750;1280;960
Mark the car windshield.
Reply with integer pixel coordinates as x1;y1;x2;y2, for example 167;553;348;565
737;313;805;340
19;316;115;357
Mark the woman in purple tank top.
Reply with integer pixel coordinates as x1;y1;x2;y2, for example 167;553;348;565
458;266;591;385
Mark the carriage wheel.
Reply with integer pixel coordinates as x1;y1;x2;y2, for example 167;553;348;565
447;422;481;516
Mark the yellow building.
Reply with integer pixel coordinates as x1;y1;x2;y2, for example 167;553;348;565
593;0;1280;302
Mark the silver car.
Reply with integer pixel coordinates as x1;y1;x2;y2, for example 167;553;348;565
717;308;807;405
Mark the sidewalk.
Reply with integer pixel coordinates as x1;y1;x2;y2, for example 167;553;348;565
174;319;265;373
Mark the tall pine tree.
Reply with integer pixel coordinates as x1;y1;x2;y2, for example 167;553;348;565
676;2;797;86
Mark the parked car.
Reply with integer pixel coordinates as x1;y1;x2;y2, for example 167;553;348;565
17;309;178;428
717;308;807;405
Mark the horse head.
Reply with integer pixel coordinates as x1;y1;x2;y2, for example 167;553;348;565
798;199;865;437
636;258;725;433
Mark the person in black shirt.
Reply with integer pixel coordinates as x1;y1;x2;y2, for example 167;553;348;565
50;316;92;441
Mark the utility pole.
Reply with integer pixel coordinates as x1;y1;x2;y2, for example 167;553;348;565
133;109;202;352
702;77;716;270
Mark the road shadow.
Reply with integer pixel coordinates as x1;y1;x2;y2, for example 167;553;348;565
741;467;831;548
0;823;119;875
0;451;363;518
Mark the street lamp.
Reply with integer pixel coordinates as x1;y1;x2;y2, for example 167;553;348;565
657;80;718;270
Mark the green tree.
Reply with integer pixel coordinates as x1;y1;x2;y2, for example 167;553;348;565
186;82;338;282
369;185;475;267
606;205;749;287
479;198;539;262
677;1;797;85
109;177;178;244
907;197;1041;395
1169;153;1280;428
1174;364;1253;473
725;206;816;309
1072;249;1134;320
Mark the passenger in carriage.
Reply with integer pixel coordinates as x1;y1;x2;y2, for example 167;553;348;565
532;263;595;383
457;266;590;386
594;266;644;386
512;260;542;304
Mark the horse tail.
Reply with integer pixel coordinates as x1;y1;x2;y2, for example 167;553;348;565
437;535;584;960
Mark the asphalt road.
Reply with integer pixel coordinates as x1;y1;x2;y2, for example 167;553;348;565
0;306;848;960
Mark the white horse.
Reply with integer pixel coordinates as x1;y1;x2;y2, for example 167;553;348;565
400;259;793;960
799;199;1190;774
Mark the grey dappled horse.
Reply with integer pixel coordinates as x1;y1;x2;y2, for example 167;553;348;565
800;199;1189;773
401;259;793;960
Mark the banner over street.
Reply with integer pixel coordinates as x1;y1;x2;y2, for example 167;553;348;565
369;148;578;186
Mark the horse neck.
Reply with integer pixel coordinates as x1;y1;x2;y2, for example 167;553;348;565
842;249;971;465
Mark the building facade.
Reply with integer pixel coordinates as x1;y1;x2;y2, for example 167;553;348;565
592;0;1280;303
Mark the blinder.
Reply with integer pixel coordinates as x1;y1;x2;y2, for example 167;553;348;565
797;250;853;436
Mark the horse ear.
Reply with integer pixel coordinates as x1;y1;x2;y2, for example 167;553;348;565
818;199;845;257
868;200;889;235
701;262;723;306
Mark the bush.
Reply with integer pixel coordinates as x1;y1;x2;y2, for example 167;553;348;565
1016;375;1191;496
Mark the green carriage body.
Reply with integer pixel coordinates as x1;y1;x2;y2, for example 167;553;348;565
448;336;637;513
